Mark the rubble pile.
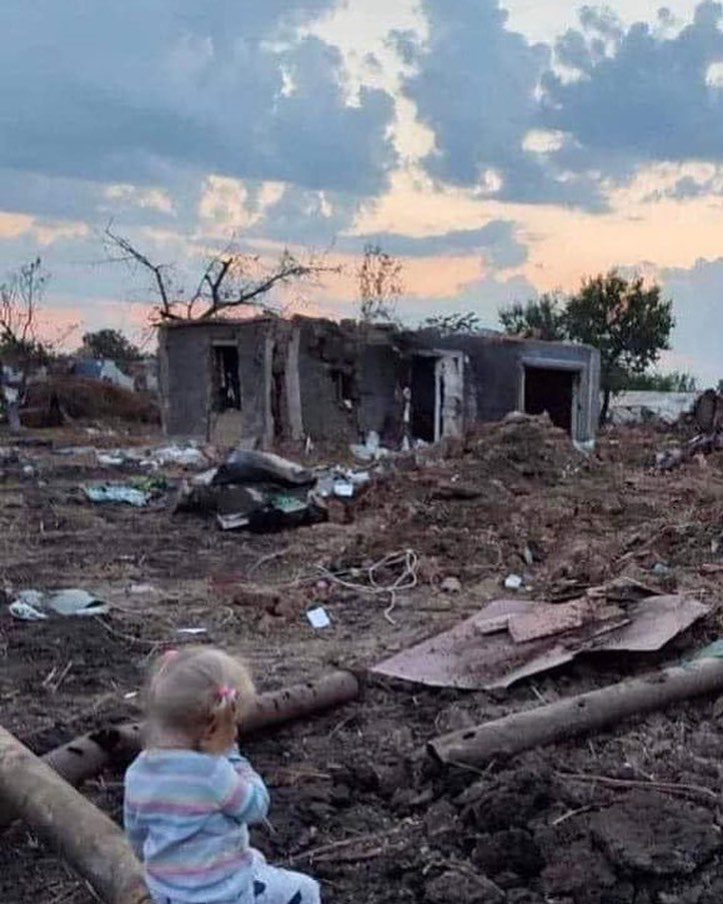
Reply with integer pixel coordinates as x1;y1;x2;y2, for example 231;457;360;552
23;377;160;426
343;414;594;583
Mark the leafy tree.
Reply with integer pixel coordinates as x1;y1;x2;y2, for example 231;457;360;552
357;243;403;323
565;273;674;423
622;370;697;392
82;329;143;362
499;274;674;424
498;293;567;341
421;311;481;335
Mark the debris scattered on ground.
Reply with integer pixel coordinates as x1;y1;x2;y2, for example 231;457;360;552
10;588;108;621
307;607;331;629
2;414;723;904
95;442;210;471
178;449;333;533
213;449;314;487
373;593;709;689
84;484;151;507
656;431;723;470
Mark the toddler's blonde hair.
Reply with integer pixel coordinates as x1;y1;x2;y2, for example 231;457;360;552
145;646;255;744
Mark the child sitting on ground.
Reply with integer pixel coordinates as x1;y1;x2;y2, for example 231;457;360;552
124;646;321;904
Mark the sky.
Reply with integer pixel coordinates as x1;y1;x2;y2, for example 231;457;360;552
0;0;721;384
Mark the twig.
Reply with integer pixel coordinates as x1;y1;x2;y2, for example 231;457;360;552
247;548;289;578
92;615;161;649
286;824;414;867
557;771;719;803
328;713;357;740
52;659;74;693
551;804;595;827
313;845;394;864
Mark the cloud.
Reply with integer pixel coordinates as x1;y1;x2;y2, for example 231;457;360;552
396;271;538;326
660;255;723;386
0;1;396;196
400;0;604;208
352;221;528;268
543;2;723;168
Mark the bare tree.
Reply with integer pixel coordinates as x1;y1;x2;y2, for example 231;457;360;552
104;227;337;323
357;243;404;323
0;257;49;431
0;257;47;353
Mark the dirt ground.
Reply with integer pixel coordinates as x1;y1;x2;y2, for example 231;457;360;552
1;417;722;904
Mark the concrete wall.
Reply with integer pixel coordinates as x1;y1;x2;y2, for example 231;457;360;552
160;318;600;445
610;391;697;425
159;320;273;440
402;331;600;443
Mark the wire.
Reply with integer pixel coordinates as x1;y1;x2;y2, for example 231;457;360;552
314;549;419;626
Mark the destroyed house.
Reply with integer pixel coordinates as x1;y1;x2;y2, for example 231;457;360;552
158;316;600;448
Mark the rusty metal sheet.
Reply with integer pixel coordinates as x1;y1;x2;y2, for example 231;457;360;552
592;595;709;652
508;600;590;643
372;599;540;689
372;595;709;691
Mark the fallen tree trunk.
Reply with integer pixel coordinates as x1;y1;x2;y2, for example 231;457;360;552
428;657;723;767
0;670;360;832
0;725;151;904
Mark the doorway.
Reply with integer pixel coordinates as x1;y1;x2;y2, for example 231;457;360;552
410;352;465;443
410;356;436;441
523;365;576;434
212;345;241;412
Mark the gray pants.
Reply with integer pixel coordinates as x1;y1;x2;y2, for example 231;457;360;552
158;849;321;904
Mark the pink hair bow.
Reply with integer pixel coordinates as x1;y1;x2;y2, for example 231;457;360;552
217;685;238;704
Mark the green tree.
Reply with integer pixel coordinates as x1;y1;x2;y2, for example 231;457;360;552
499;274;674;425
498;293;567;341
357;244;403;323
622;370;697;392
565;273;674;423
82;328;143;363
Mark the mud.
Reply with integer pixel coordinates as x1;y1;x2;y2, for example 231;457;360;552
0;419;722;903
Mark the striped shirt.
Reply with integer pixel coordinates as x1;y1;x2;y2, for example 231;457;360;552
124;746;270;904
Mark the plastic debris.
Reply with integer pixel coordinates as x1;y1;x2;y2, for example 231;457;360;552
218;512;250;531
176;627;208;636
9;600;48;621
150;445;207;468
10;588;108;620
350;431;390;462
93;443;209;471
97;453;126;467
213;449;314;488
504;574;523;591
84;485;150;507
307;607;332;629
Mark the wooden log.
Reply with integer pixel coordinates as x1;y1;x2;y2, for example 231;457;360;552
428;658;723;767
0;725;151;904
240;669;361;735
0;670;360;834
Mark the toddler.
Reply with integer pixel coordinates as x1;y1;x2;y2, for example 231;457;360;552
124;646;321;904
